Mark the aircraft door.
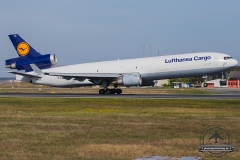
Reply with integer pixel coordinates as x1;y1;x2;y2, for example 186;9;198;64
214;57;218;65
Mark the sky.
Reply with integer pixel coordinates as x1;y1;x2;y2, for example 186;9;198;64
0;0;240;76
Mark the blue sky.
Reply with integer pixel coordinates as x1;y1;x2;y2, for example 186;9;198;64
1;0;240;76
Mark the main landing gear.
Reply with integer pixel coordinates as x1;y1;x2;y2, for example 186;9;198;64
99;88;122;94
98;82;122;94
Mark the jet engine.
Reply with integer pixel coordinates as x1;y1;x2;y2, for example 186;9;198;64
6;54;57;71
113;73;142;86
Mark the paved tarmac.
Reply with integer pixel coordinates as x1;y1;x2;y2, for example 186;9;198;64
0;93;240;99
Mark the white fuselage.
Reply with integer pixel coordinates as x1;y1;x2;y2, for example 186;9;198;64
17;52;238;87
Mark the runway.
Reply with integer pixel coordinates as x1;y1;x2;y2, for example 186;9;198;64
0;93;240;99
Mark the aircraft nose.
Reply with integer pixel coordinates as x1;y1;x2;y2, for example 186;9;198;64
233;59;238;66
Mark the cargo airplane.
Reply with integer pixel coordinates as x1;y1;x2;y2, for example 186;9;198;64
5;34;238;94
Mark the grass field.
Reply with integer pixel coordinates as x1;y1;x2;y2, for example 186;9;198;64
0;98;239;160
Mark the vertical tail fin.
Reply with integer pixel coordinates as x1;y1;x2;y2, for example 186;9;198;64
8;34;41;57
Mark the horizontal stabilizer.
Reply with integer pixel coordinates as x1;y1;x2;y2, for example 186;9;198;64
30;64;43;74
7;71;42;78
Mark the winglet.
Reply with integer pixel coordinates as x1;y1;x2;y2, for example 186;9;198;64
30;64;43;74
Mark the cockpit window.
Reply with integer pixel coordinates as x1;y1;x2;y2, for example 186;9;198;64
224;56;233;60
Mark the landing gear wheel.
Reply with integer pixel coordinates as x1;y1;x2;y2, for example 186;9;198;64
99;89;106;94
105;89;111;94
110;89;116;94
105;89;116;94
116;89;122;94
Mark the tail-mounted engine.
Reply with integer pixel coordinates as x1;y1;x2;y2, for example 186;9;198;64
5;54;57;71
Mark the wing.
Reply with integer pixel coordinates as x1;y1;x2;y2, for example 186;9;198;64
48;72;120;78
48;72;121;84
217;135;223;140
209;135;214;140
